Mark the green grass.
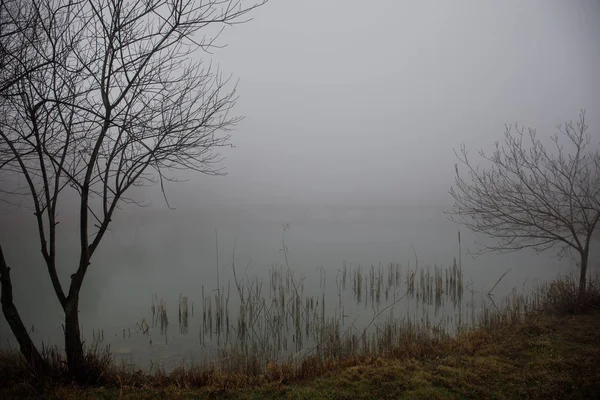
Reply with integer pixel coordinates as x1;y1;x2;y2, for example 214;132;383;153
3;309;599;399
268;312;600;399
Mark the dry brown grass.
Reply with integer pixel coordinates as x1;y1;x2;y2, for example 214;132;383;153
538;272;600;315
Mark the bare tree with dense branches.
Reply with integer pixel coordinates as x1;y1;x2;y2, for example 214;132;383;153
0;0;62;376
448;111;600;301
0;0;52;93
0;0;266;379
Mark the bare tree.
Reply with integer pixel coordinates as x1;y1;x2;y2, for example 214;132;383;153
0;0;59;377
0;0;64;97
448;111;600;301
0;0;266;379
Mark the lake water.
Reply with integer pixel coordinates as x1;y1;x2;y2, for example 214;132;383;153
0;204;592;371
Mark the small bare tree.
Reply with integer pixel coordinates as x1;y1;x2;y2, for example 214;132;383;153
0;0;266;379
448;111;600;301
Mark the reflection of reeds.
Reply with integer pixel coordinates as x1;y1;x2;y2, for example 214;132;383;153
136;319;149;335
152;294;168;335
140;232;551;381
92;328;104;342
179;294;189;334
191;255;471;374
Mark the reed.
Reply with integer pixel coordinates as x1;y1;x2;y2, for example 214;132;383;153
113;230;598;382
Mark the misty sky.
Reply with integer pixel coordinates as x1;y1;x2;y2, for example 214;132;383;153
2;1;598;210
143;0;600;208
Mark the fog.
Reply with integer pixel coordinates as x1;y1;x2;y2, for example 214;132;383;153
190;0;600;207
1;0;599;369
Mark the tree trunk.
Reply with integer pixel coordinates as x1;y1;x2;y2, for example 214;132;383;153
579;250;589;302
64;297;84;380
0;245;48;377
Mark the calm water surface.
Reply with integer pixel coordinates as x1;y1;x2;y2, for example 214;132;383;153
1;204;590;371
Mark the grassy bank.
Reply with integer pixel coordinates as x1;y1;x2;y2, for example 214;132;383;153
1;276;599;399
